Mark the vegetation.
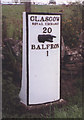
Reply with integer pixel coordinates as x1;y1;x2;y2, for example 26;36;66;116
2;3;82;48
2;5;25;40
2;2;83;119
2;69;82;118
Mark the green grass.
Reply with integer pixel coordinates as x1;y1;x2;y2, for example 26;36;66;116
31;5;62;13
2;5;25;40
54;105;82;118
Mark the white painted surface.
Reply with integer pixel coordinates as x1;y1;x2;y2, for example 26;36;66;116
19;13;61;105
28;14;61;104
19;12;27;105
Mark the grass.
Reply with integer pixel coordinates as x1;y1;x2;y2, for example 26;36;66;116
31;5;62;13
2;5;25;40
54;105;82;118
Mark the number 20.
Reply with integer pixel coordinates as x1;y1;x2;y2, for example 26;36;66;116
43;27;52;33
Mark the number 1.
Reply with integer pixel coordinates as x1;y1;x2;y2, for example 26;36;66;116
47;51;49;56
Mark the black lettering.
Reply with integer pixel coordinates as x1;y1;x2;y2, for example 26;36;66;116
39;23;43;25
49;17;52;21
40;17;45;21
35;16;37;21
36;45;41;50
57;44;59;48
31;44;36;49
45;17;49;21
47;51;49;56
57;18;59;21
43;27;47;33
53;17;56;21
30;16;34;21
48;27;52;33
46;44;51;49
42;44;46;49
51;44;54;49
31;44;59;50
32;23;38;25
54;44;59;48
